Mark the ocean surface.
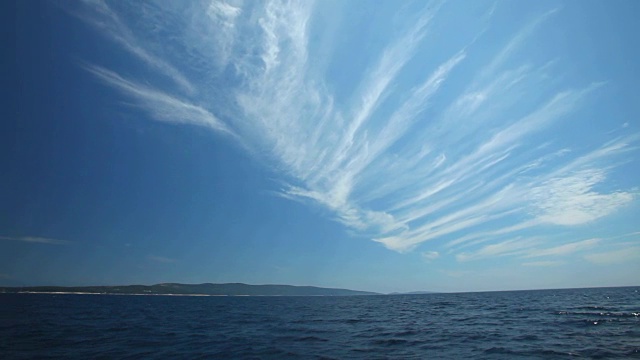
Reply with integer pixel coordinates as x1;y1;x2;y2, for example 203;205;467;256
1;287;639;359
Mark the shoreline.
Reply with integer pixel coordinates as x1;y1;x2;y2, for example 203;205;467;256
1;291;376;297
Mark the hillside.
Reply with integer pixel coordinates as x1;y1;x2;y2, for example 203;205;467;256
0;283;379;296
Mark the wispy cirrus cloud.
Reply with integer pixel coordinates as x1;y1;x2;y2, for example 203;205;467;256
456;237;604;263
584;247;640;265
65;1;638;261
83;64;235;136
0;235;71;245
523;238;601;258
147;255;177;264
63;0;196;94
422;251;440;261
457;237;539;262
522;261;564;267
530;170;634;226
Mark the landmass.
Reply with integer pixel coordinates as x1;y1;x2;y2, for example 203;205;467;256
0;283;379;296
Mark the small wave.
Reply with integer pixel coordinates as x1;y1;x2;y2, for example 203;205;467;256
394;329;420;337
483;346;516;355
571;305;607;311
371;338;409;347
532;349;581;357
555;310;639;318
291;335;329;342
4;287;639;359
513;334;539;341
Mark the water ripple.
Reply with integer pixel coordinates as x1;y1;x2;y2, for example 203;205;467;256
1;287;639;359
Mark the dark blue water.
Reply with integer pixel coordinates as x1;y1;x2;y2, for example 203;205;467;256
1;287;639;359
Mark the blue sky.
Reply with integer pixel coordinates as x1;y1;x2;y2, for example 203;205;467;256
3;0;639;293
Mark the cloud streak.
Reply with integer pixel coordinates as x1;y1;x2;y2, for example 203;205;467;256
67;1;638;260
147;255;177;264
522;261;564;267
584;247;640;265
0;236;71;245
65;0;196;94
84;64;234;136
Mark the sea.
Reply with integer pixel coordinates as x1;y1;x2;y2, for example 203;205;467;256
1;286;639;359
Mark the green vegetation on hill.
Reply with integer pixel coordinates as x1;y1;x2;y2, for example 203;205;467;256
0;283;379;296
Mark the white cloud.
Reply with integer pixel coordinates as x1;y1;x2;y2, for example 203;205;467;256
66;0;196;94
439;270;472;278
522;261;564;267
478;8;559;80
530;169;634;225
84;64;234;136
205;1;242;69
457;237;602;262
0;235;71;245
443;137;637;251
523;238;601;258
317;4;443;184
584;247;640;264
456;237;538;262
65;2;639;259
147;255;177;263
422;251;440;261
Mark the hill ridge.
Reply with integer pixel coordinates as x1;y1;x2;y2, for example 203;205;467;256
0;283;379;296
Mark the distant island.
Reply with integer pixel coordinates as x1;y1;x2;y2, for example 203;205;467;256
0;283;379;296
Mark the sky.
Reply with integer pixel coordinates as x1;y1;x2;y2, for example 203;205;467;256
3;0;639;293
